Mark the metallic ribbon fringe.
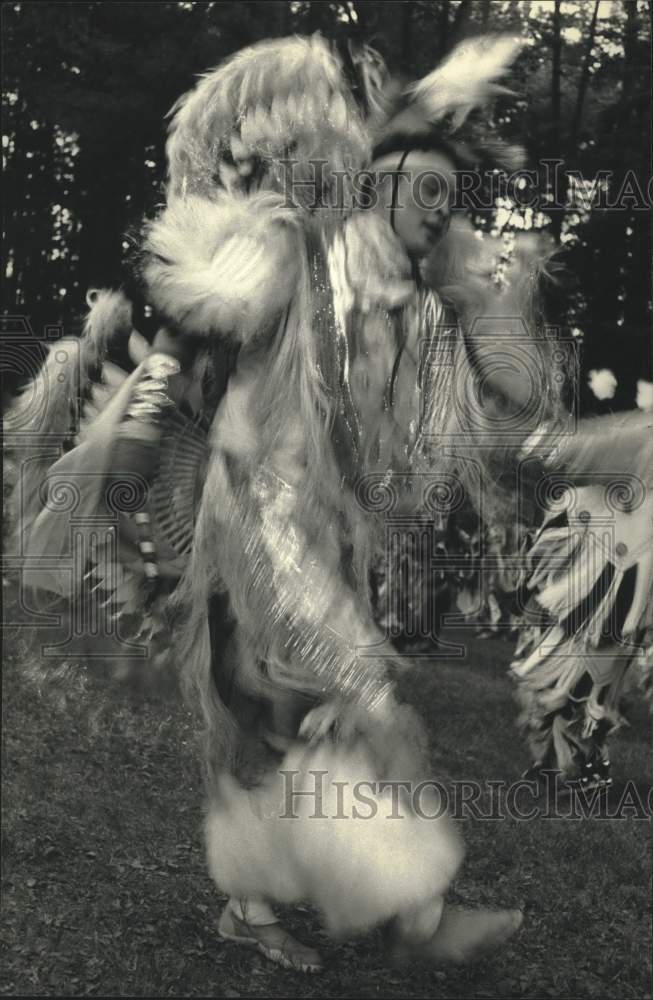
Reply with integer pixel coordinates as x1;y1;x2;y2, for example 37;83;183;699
218;462;393;714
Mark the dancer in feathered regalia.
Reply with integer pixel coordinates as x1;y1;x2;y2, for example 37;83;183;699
12;33;537;970
513;411;653;792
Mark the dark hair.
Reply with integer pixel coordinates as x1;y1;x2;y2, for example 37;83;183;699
372;129;474;170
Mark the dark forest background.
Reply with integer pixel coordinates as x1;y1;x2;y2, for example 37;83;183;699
2;0;651;412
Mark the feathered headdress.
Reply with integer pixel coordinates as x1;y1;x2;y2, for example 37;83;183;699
368;34;526;171
164;32;525;209
165;34;370;211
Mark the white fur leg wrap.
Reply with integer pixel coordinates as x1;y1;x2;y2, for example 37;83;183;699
205;741;464;937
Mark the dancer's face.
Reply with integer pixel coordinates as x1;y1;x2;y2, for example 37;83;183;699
375;149;457;260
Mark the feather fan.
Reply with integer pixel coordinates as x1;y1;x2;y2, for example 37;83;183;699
405;35;524;131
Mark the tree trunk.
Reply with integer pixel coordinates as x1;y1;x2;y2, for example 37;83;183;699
401;1;413;73
75;136;134;294
450;0;471;44
550;0;563;239
551;0;562;146
438;0;450;57
570;0;600;152
620;0;638;106
615;1;644;335
274;0;290;35
306;1;324;33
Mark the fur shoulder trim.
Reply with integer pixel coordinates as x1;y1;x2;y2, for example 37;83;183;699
142;192;303;341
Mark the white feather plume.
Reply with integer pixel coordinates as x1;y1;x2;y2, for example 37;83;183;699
406;35;524;131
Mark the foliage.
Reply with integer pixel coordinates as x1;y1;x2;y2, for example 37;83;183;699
2;1;651;408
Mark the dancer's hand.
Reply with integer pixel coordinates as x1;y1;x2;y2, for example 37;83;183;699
299;689;399;745
298;701;342;744
372;683;400;722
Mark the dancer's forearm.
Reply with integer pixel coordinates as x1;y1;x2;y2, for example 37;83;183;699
465;330;545;414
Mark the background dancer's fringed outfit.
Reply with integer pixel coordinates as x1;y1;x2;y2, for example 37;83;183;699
511;415;653;786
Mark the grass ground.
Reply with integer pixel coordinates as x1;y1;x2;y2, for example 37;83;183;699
2;619;651;998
